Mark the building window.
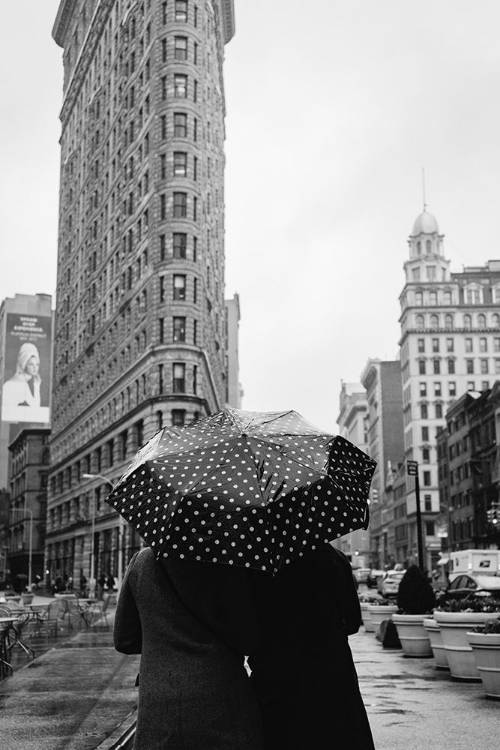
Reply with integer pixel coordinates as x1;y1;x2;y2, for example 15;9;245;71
482;381;489;390
479;337;487;353
495;359;500;374
159;276;166;302
419;382;427;397
433;359;440;374
422;426;429;441
160;153;167;179
159;317;165;343
174;74;188;97
174;112;187;137
173;192;187;217
171;408;186;426
493;313;500;327
173;151;187;176
417;338;425;353
173;363;186;392
480;359;489;374
424;494;432;511
447;358;455;374
429;292;437;305
420;404;428;419
427;266;436;281
422;448;430;463
466;359;474;374
193;318;198;344
435;403;443;418
423;471;431;486
467;381;475;391
444;291;452;304
415;291;423;306
173;232;187;258
425;521;435;536
446;337;454;352
449;382;456;397
478;314;486;327
173;274;186;300
432;338;439;353
463;314;472;329
174;36;188;61
494;338;500;352
418;360;426;375
465;338;473;353
444;314;453;329
193;364;198;394
434;382;442;397
430;314;439;328
175;0;188;22
173;316;186;342
466;288;480;304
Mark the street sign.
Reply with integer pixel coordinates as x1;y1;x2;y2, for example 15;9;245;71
407;460;418;476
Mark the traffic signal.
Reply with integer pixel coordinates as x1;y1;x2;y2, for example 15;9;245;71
487;506;499;525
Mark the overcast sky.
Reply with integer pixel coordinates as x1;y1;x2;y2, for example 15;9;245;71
2;1;500;434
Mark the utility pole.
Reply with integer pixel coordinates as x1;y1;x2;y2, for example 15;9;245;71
407;460;424;571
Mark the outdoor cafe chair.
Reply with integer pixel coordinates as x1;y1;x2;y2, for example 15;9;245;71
88;594;111;630
33;599;69;638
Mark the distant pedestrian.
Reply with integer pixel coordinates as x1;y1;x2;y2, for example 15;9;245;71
106;574;115;591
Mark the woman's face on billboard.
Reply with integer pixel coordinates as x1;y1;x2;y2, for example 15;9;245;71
25;356;39;377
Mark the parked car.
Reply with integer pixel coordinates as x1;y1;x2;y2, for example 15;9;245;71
353;567;371;584
437;573;500;603
377;571;405;598
366;569;385;588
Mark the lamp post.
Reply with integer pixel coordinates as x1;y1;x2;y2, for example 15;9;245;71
81;474;122;588
10;507;34;590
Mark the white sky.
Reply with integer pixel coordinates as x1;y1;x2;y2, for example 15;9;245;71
1;0;500;434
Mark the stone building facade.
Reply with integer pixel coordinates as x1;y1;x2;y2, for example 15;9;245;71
47;0;236;588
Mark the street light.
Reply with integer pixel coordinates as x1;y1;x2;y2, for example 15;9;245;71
81;473;122;588
10;507;34;590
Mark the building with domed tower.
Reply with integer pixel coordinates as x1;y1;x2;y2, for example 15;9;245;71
398;207;500;569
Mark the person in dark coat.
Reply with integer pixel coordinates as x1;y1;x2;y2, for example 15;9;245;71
114;547;264;750
249;544;375;750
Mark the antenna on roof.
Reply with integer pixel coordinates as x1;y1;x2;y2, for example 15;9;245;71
422;167;427;211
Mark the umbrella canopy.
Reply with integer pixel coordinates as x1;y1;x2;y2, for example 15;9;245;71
106;408;376;573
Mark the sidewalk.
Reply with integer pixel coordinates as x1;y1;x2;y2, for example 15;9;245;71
1;609;499;750
0;602;140;750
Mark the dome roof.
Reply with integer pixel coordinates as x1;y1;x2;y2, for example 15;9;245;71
411;210;439;236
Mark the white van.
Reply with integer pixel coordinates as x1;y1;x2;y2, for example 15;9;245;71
449;549;500;583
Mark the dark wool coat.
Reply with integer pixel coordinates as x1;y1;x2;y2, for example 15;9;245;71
114;548;264;750
249;545;376;750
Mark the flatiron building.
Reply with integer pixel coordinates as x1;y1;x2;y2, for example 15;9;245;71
47;0;235;588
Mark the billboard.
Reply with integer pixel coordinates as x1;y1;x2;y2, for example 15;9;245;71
1;313;52;424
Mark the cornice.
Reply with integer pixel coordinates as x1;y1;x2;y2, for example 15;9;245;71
52;0;76;48
221;0;236;44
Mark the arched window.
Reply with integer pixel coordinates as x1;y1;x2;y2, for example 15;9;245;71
430;314;439;328
426;240;431;253
429;292;437;305
416;241;421;254
463;314;472;330
478;314;486;328
416;314;425;329
444;290;452;304
415;292;423;306
492;313;500;328
445;314;453;329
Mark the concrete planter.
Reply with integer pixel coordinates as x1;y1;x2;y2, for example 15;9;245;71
368;604;398;637
423;617;449;670
434;611;495;681
360;602;375;632
466;632;500;699
21;593;35;606
392;614;433;657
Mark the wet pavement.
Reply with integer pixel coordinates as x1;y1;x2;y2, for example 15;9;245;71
1;591;499;749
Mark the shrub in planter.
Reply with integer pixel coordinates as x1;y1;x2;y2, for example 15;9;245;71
396;565;436;615
376;618;402;649
436;595;500;613
470;616;500;634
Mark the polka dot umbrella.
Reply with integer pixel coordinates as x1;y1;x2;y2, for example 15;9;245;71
106;407;376;574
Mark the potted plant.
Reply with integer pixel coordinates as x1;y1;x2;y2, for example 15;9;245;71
367;596;399;638
359;593;383;633
434;595;500;681
466;616;500;698
392;565;436;657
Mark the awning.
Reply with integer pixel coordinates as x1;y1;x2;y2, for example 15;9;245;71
437;556;450;565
